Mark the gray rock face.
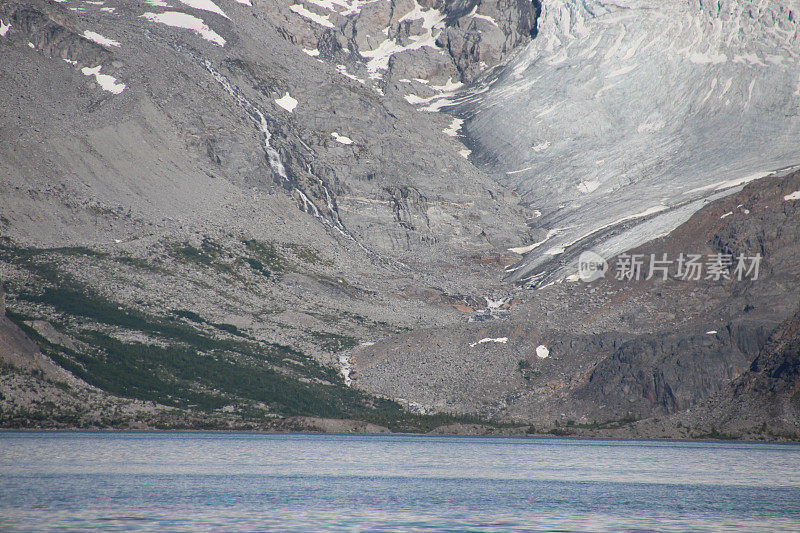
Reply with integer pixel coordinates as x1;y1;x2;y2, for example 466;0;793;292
270;0;537;98
0;0;535;257
681;308;800;437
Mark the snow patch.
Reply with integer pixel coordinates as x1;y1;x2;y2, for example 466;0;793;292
81;65;125;94
459;149;471;158
289;4;335;28
0;20;10;37
359;0;445;77
302;48;320;56
485;297;507;310
83;30;120;47
685;171;772;195
784;190;800;201
275;92;298;112
336;64;365;84
141;11;225;45
535;345;549;359
429;78;463;92
469;337;508;348
532;141;550;152
508;229;559;255
637;119;665;134
337;354;352;386
466;5;498;26
706;330;717;335
506;165;535;175
687;51;727;64
443;117;463;137
720;211;733;219
179;0;228;19
331;132;353;145
577;179;600;194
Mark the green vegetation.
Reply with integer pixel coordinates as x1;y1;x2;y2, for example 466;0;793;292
283;242;332;266
0;238;518;433
311;331;358;353
241;239;291;277
115;254;166;273
169;238;238;277
517;359;541;381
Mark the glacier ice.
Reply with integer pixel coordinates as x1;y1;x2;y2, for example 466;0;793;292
450;0;800;285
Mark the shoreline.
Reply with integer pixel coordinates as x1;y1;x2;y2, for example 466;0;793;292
2;424;798;444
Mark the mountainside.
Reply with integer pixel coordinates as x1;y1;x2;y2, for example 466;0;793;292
353;169;800;432
1;0;798;438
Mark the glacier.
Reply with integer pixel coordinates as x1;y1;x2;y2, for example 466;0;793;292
449;0;800;286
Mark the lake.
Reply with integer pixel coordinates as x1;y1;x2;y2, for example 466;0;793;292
1;431;799;532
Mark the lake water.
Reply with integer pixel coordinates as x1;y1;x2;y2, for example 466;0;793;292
1;431;799;532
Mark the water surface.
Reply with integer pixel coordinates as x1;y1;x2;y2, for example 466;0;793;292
1;431;799;532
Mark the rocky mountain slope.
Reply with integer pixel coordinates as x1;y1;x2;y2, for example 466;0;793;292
353;169;800;432
0;0;798;438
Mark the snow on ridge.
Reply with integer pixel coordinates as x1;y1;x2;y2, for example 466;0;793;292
81;65;125;94
141;11;225;46
359;0;445;77
289;4;335;28
275;92;298;112
306;0;369;17
179;0;228;19
83;30;120;47
336;64;365;84
466;5;498;27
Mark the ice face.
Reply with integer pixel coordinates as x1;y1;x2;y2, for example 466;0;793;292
452;0;800;285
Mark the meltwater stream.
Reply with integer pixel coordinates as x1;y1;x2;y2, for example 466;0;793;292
1;431;799;532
